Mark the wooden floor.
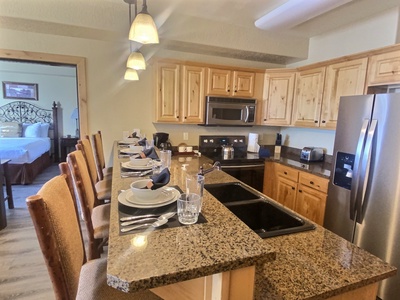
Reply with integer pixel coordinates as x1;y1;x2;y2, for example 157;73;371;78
0;164;93;300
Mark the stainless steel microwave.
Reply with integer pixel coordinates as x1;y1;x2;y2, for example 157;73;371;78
204;96;257;126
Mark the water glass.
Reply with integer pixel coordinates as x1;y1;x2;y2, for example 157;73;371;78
160;150;171;170
186;174;205;211
177;193;201;225
145;139;154;149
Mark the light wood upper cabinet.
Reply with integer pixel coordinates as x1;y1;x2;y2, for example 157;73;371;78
155;62;205;124
292;67;326;127
155;62;180;122
367;49;400;86
208;68;255;97
262;70;295;126
320;58;368;129
181;65;206;123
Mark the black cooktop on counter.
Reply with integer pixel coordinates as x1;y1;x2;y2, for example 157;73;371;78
198;135;264;165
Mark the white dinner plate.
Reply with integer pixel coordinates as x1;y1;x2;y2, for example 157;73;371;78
118;139;138;145
118;187;180;208
121;161;156;170
120;148;142;155
126;187;175;205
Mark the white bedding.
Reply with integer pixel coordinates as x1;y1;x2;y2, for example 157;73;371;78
0;137;51;164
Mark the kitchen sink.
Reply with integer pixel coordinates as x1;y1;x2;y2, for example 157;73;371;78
204;182;315;238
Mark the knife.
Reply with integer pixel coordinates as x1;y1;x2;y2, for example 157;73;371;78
120;214;159;222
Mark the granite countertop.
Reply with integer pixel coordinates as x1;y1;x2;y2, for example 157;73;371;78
107;143;396;298
107;144;275;293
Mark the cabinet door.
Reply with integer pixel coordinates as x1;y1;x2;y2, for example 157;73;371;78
156;63;180;122
262;71;295;126
367;50;400;86
233;71;255;97
181;65;205;123
296;184;327;226
207;68;231;96
320;58;367;129
276;176;297;211
292;67;326;127
263;161;276;199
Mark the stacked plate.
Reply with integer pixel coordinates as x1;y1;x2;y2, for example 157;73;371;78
118;187;180;208
121;160;160;170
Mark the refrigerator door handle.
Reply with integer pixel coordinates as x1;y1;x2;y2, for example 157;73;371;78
350;119;369;220
356;119;377;223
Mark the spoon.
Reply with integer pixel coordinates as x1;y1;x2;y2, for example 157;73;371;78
121;212;175;227
121;218;170;233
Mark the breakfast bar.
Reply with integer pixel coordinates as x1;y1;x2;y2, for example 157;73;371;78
107;142;396;299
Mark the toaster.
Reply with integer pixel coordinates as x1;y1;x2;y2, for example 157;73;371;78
300;147;324;162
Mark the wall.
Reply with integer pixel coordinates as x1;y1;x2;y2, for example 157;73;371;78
0;61;78;137
1;6;399;161
281;6;400;155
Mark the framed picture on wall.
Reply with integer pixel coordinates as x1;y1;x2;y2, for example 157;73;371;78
2;81;39;100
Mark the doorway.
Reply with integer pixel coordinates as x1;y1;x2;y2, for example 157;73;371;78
0;49;88;136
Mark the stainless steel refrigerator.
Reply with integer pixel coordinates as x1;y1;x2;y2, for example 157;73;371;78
324;93;400;300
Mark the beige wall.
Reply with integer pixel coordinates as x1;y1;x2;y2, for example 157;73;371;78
1;6;399;162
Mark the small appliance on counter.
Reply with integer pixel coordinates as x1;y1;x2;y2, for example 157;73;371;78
300;147;324;162
153;132;172;151
247;133;260;153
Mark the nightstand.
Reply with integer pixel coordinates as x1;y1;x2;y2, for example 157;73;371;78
60;136;79;162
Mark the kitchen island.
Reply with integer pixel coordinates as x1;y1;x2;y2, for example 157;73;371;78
107;143;396;299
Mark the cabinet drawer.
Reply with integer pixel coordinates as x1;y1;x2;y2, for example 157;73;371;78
275;164;299;182
299;172;328;192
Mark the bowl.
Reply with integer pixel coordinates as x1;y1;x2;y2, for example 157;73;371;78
123;137;139;144
130;179;162;200
129;145;144;153
129;157;152;166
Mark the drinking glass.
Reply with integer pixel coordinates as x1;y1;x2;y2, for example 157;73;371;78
177;193;201;225
160;150;171;170
186;174;205;211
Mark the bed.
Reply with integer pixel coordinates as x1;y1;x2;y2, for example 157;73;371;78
0;101;59;184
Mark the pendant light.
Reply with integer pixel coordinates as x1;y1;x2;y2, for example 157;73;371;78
124;68;139;81
124;0;145;80
129;0;159;44
127;51;146;70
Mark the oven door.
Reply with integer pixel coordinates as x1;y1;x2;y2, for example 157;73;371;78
221;163;264;192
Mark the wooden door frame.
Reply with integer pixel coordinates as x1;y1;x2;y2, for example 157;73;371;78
0;49;88;136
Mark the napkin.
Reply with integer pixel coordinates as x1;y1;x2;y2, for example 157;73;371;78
138;137;147;146
142;147;159;160
146;168;170;190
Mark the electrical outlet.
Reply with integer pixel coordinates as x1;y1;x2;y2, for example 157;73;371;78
183;132;189;140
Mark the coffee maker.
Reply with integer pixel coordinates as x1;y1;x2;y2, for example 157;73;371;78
153;132;172;150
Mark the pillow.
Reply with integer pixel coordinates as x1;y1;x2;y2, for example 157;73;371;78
24;123;41;138
39;123;50;137
0;122;22;137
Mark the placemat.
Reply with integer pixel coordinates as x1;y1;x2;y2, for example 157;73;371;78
118;186;207;236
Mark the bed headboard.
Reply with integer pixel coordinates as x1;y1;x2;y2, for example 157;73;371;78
0;101;59;162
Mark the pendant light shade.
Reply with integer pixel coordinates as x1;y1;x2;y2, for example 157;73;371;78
127;51;146;70
129;0;159;44
124;68;139;81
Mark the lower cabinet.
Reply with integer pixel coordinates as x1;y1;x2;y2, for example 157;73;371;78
264;162;328;226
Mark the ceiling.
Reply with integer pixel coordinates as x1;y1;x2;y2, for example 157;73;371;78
1;0;400;66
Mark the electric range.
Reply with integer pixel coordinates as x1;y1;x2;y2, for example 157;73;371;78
198;135;264;192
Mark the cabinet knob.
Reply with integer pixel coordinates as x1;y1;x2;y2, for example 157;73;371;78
314;120;318;123
309;181;314;185
292;187;295;190
284;171;288;175
321;120;326;123
299;189;303;193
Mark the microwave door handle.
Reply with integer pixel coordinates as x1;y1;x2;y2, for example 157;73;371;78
243;106;249;122
350;119;369;221
356;119;377;224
